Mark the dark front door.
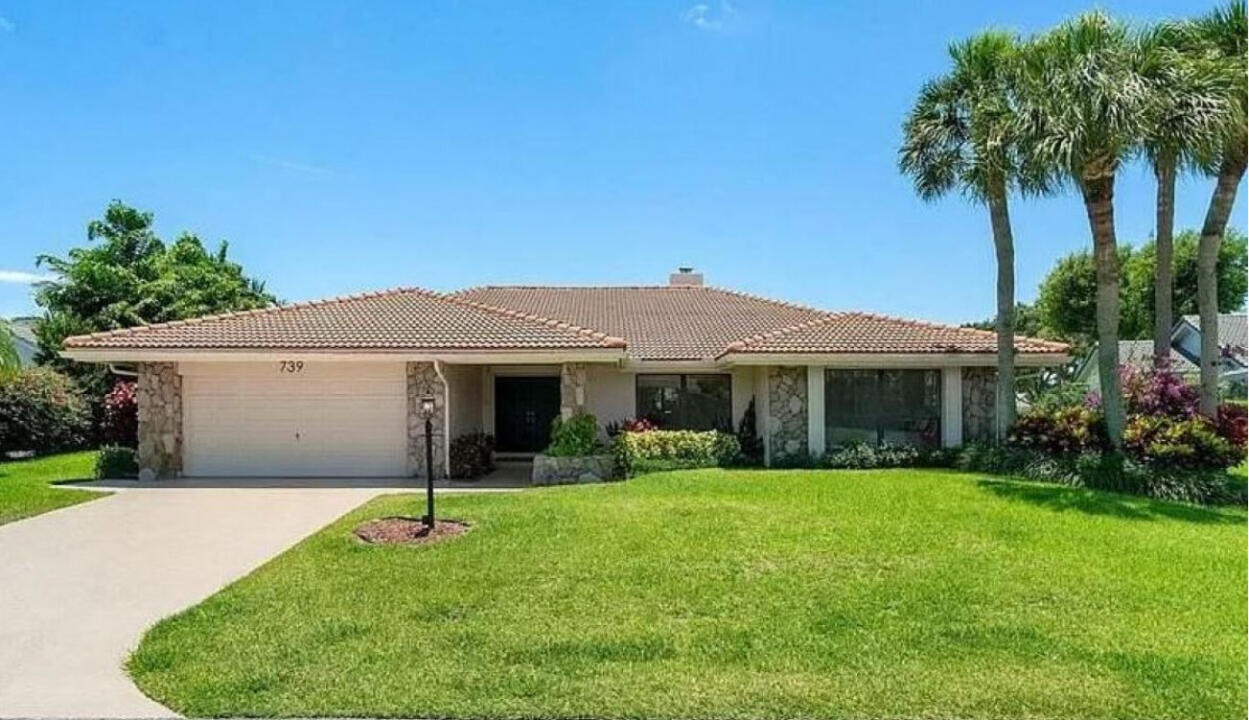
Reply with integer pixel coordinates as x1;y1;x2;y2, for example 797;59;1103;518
494;376;561;453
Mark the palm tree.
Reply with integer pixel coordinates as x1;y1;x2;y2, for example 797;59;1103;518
900;31;1039;440
1189;0;1247;415
1016;12;1151;447
1137;21;1230;365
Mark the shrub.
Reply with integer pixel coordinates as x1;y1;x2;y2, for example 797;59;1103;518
1030;381;1097;413
545;414;602;457
0;368;91;455
1122;414;1237;471
1120;362;1199;418
735;397;765;467
821;441;922;469
101;380;138;447
1008;406;1108;455
953;443;1238;505
96;445;138;479
613;430;740;477
449;432;495;479
1216;402;1247;451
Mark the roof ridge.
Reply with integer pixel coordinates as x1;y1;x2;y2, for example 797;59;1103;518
437;293;626;348
701;285;834;316
62;286;433;347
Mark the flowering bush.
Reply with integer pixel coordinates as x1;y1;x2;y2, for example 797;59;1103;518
1120;362;1200;418
101;380;138;447
1122;414;1238;471
613;429;740;477
0;368;91;454
1007;406;1108;455
604;417;658;437
1216;403;1247;451
449;432;495;479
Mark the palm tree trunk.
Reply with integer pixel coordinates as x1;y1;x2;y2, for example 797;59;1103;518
1080;174;1124;447
1196;152;1246;415
1152;154;1176;366
987;185;1016;441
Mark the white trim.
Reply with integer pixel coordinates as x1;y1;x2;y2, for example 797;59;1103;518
806;366;825;458
61;348;627;364
725;352;1068;367
758;366;771;466
941;367;963;448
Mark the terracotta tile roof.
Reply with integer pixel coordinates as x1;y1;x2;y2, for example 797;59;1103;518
454;285;831;360
720;310;1070;357
455;286;1068;360
62;287;627;351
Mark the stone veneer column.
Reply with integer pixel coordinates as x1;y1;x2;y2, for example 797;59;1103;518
407;362;447;479
560;362;588;419
767;366;808;464
136;362;182;480
960;367;997;444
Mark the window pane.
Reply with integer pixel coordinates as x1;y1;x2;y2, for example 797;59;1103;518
825;370;879;446
636;375;682;428
683;374;732;431
879;370;941;448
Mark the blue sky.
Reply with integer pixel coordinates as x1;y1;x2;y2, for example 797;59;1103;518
1;0;1244;324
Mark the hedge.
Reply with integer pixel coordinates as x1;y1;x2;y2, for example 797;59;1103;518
613;430;740;477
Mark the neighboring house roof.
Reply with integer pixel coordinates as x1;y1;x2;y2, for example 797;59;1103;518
63;282;1069;361
7;317;39;367
1178;313;1248;352
62;288;627;351
1114;340;1199;375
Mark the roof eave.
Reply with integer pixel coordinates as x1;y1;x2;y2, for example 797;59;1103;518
60;347;628;365
718;351;1070;367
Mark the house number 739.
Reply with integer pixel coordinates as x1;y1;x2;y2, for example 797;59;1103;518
279;360;305;373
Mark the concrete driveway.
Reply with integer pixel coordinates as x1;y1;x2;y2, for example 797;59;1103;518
0;485;388;718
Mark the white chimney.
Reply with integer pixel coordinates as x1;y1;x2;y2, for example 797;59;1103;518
668;266;704;287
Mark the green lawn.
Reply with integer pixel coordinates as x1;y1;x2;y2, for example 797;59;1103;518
0;451;102;525
130;469;1246;720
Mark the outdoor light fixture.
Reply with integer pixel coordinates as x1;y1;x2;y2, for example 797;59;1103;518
419;394;436;528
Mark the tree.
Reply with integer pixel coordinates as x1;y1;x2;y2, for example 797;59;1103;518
1137;20;1231;365
901;31;1042;440
33;201;275;390
0;321;19;372
962;302;1046;339
1018;12;1151;446
1188;1;1247;414
1033;230;1247;344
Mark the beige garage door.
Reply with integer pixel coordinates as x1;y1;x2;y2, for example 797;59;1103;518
182;362;408;477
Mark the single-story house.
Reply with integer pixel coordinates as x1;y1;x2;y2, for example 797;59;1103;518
61;269;1068;479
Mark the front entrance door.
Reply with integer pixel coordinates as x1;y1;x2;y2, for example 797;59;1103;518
494;376;561;453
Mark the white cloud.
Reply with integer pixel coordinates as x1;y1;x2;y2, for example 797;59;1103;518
0;270;53;285
682;1;736;31
0;15;14;33
253;155;333;176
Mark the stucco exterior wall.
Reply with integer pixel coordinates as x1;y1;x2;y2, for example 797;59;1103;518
585;365;635;427
443;364;483;439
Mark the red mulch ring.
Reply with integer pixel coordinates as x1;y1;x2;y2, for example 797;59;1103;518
354;517;470;546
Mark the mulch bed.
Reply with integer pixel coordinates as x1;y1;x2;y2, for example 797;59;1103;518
354;517;470;546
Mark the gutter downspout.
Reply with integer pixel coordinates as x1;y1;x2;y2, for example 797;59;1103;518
433;359;450;479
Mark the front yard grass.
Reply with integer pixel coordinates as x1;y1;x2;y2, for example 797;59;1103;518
130;469;1246;719
0;451;102;525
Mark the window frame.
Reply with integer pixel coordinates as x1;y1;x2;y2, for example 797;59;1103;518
824;368;942;448
634;373;733;431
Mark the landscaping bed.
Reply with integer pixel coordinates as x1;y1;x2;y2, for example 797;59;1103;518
129;468;1246;719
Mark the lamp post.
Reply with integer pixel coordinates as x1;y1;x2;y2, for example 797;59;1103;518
419;394;436;528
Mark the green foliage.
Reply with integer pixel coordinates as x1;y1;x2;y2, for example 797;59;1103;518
953;442;1239;505
961;303;1048;338
544;414;601;457
33;201;275;387
95;445;139;479
0;368;91;454
1028;381;1095;413
613;430;740;477
1123;414;1238;470
449;432;495;480
1033;230;1247;343
1008;406;1109;455
0;321;19;372
734;397;764;467
821;441;927;469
